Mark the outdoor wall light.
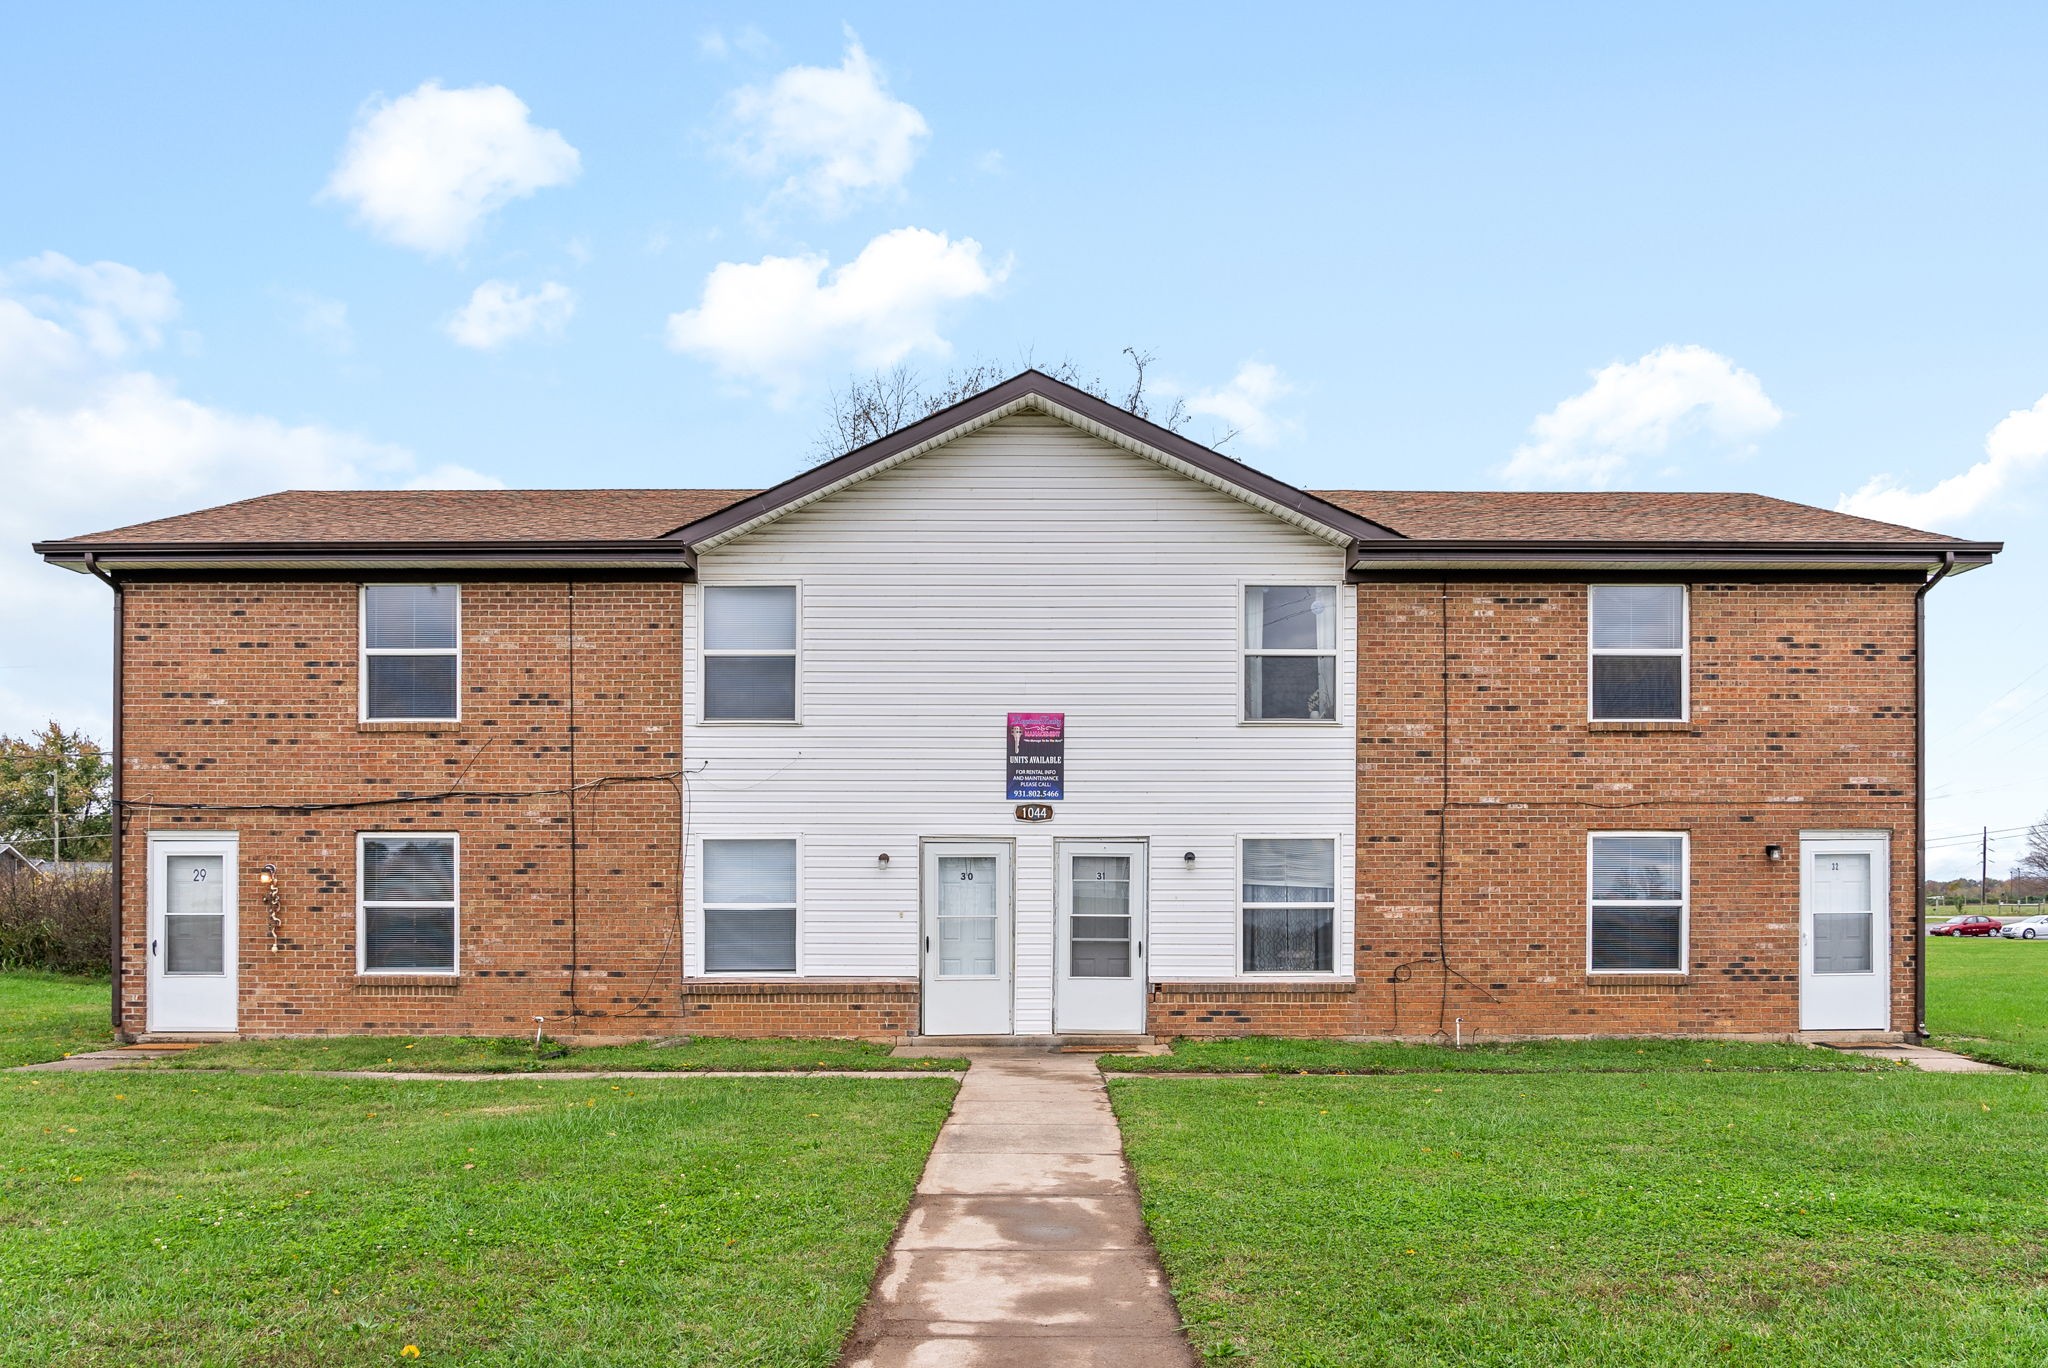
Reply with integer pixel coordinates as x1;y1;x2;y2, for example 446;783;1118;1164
257;864;284;950
1183;851;1197;865
1764;844;1784;863
876;852;891;867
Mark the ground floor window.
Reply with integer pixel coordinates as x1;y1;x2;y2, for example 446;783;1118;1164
1241;837;1336;973
359;833;457;973
704;839;798;973
1588;832;1687;972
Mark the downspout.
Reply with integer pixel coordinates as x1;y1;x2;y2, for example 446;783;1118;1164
1913;550;1956;1040
83;554;122;1038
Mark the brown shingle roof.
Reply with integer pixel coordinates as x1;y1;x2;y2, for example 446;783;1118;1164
46;488;758;546
1309;490;1968;544
43;485;1971;550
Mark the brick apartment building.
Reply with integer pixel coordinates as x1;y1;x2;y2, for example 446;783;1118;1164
35;372;1998;1043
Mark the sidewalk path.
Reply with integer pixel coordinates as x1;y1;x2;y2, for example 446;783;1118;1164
842;1050;1196;1368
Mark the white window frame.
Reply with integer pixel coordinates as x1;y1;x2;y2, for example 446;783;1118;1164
356;831;460;976
1586;830;1690;975
1587;583;1689;723
1240;583;1342;725
359;584;462;724
698;583;802;725
697;835;802;976
1236;834;1341;977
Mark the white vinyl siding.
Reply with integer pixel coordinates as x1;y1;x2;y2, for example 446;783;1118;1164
682;412;1355;1026
1589;585;1687;722
361;584;460;722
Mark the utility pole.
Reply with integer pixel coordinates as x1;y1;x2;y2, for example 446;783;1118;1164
48;779;60;870
1982;826;1990;909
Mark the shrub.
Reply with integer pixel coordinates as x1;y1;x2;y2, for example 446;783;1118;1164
0;868;112;975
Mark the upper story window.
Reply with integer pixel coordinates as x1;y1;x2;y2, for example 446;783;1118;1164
1589;585;1687;721
362;585;460;722
704;586;797;721
703;838;798;973
359;833;458;974
1241;837;1337;973
1244;585;1338;722
1588;832;1687;973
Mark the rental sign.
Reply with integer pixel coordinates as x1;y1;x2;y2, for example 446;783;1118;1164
1005;712;1065;802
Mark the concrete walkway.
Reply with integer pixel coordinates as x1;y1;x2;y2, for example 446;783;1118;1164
842;1051;1195;1368
1829;1043;2013;1073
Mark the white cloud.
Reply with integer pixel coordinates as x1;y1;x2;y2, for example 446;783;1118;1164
321;81;581;256
0;254;499;742
0;251;178;358
1502;344;1782;488
445;280;576;350
1838;392;2048;532
1185;362;1296;447
665;227;1007;396
722;36;929;216
699;25;774;61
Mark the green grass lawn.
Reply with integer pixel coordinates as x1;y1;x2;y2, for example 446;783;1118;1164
0;971;113;1068
1101;1035;1886;1074
1927;935;2048;1071
151;1034;961;1074
0;1070;955;1366
1112;1070;2048;1366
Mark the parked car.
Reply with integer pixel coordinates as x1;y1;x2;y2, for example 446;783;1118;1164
1998;914;2048;940
1929;914;2004;937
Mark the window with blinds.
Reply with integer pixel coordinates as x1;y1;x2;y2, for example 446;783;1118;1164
361;585;460;721
703;586;798;721
1589;585;1687;721
359;834;458;973
1588;832;1687;972
703;839;798;973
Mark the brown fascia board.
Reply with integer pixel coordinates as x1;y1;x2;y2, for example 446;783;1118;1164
35;538;697;573
664;369;1404;549
1348;538;2002;574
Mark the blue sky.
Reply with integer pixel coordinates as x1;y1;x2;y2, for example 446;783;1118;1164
2;3;2043;876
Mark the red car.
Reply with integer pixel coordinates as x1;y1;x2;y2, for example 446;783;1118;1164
1929;914;2004;937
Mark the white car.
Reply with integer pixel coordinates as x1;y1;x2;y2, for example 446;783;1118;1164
1998;914;2048;940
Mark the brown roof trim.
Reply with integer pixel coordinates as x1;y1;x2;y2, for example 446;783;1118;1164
1348;538;2001;573
36;539;696;573
664;369;1404;550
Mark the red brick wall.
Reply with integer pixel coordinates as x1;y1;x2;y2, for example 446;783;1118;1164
1346;576;1920;1041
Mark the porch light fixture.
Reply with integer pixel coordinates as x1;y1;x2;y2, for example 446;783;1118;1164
1763;844;1784;863
1183;851;1196;865
876;852;891;867
258;864;284;949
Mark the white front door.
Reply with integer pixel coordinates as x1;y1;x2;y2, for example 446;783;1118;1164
146;833;239;1033
1055;840;1148;1034
1799;832;1891;1031
920;841;1013;1036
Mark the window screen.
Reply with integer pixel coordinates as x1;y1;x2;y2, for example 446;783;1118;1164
360;835;457;971
1242;837;1336;972
1589;833;1685;971
362;585;460;720
703;839;797;972
704;587;797;720
1589;585;1685;720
